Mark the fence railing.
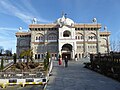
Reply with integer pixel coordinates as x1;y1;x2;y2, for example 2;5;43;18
85;52;120;81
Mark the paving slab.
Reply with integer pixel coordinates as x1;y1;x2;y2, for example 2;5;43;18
46;58;120;90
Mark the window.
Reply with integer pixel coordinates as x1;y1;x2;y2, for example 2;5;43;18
81;28;83;30
42;54;44;58
35;54;37;59
76;34;84;40
63;30;71;37
55;54;57;57
81;36;84;39
75;36;77;39
48;34;57;40
38;54;40;59
52;54;54;57
35;34;44;42
79;54;81;58
35;28;37;30
82;53;84;57
88;34;96;41
38;28;40;30
36;37;38;40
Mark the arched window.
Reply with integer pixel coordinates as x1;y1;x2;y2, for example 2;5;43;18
48;33;57;40
35;33;44;42
63;30;71;37
76;33;84;40
88;33;96;41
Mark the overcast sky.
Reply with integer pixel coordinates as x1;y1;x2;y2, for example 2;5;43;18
0;0;120;53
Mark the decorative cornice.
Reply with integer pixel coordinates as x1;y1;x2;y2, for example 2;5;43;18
32;42;58;45
100;32;111;36
16;32;31;37
29;23;101;29
32;42;44;45
29;24;59;28
74;24;101;28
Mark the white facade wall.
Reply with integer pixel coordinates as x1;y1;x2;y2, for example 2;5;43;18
16;16;110;60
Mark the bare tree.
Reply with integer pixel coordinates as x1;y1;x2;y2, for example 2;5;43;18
110;40;117;52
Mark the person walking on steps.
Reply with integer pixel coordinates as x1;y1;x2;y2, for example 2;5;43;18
64;56;68;67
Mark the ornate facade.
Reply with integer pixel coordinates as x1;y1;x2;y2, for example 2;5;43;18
16;15;110;60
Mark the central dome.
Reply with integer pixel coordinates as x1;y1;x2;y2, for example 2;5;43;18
56;15;74;27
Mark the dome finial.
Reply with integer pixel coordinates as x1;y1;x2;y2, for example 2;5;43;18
61;11;67;19
65;13;67;19
62;11;64;16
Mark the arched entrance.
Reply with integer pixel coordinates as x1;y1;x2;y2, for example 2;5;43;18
61;44;72;60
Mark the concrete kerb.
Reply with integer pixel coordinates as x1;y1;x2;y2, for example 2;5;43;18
43;60;53;89
0;78;47;88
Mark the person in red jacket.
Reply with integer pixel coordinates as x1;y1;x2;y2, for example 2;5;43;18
58;54;62;65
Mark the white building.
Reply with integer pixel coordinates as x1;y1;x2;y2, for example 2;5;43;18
16;15;110;60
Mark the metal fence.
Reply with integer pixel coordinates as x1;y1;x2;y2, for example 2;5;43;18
89;52;120;80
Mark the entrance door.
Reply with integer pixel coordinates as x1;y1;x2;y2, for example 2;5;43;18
62;53;71;60
61;44;72;60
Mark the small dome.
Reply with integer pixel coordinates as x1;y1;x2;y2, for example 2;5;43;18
56;15;74;27
19;27;22;30
104;26;107;31
19;27;22;32
33;17;37;22
92;18;97;23
32;17;37;24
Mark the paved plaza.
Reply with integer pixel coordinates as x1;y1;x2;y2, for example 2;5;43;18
46;58;120;90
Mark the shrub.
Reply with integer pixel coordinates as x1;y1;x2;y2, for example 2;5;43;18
44;52;50;71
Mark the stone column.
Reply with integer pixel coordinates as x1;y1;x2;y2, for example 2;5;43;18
96;28;100;53
83;25;87;57
107;35;110;53
72;49;75;60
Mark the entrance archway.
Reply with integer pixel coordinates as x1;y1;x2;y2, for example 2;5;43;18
61;44;72;60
